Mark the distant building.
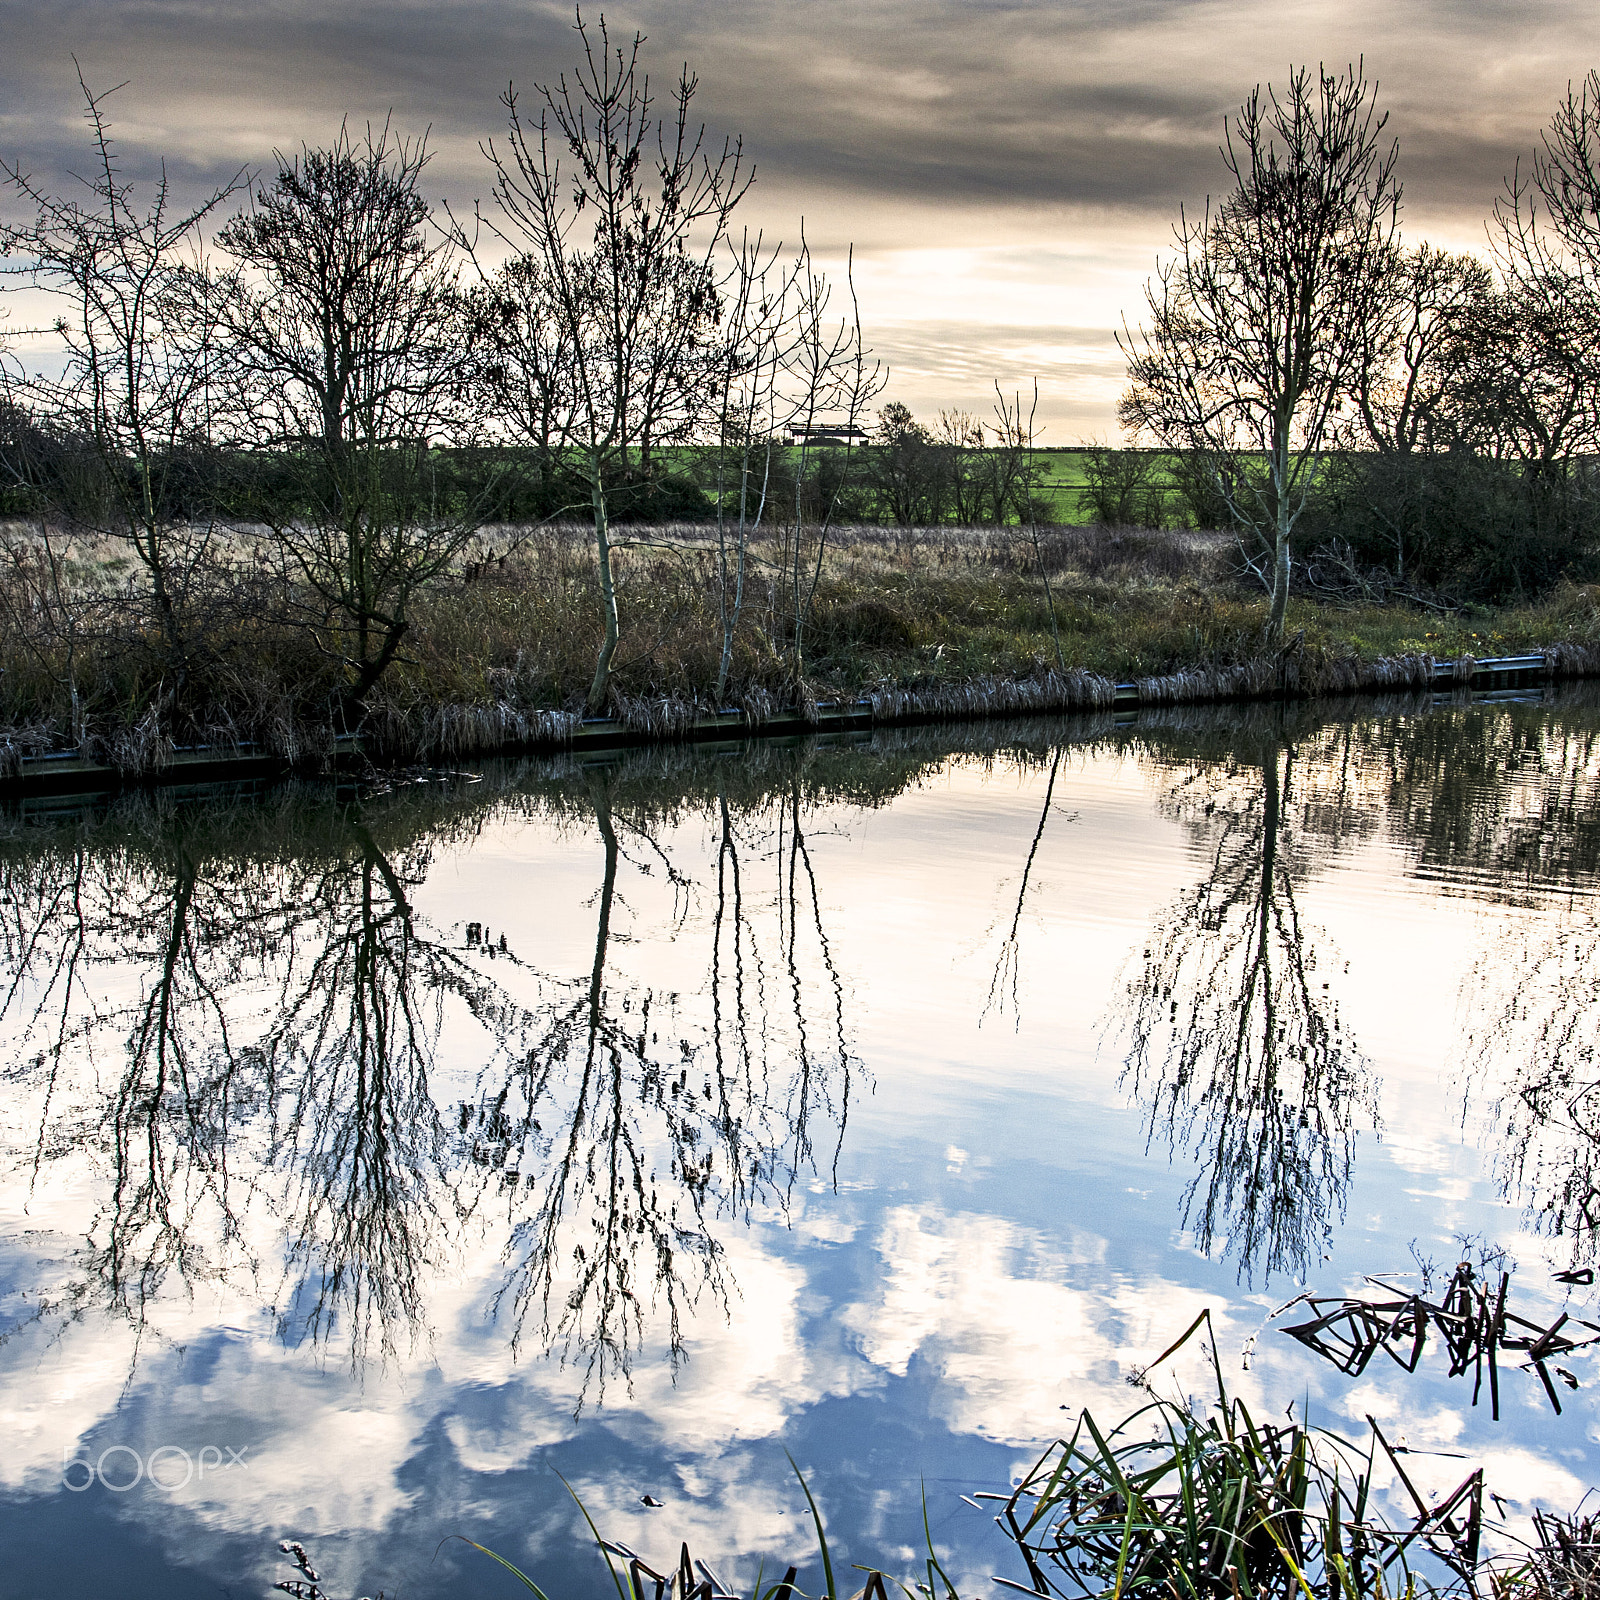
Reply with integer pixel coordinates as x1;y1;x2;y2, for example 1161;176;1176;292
785;422;870;445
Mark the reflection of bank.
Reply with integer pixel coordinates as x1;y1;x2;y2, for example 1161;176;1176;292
0;759;859;1404
1109;729;1377;1285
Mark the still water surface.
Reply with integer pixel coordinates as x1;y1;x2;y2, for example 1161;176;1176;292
3;692;1600;1598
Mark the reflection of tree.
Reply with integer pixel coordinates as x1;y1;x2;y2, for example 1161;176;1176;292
0;753;865;1398
1380;703;1600;899
482;768;857;1408
776;777;855;1188
0;803;303;1338
1112;736;1375;1285
1465;914;1600;1264
984;747;1066;1024
0;796;517;1366
486;773;717;1403
261;823;517;1362
1435;690;1600;1262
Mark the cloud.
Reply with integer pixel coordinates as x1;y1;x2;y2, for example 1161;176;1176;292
841;1204;1220;1446
5;0;1579;215
0;1;1595;480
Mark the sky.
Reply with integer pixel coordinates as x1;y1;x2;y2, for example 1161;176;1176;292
1;0;1596;436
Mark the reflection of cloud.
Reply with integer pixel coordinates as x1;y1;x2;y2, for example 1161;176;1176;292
842;1205;1216;1446
1383;1133;1475;1179
0;1218;851;1582
231;1395;422;1536
1469;1449;1586;1516
443;1387;578;1476
796;1209;859;1246
558;1451;810;1583
0;1311;146;1492
1337;1379;1467;1447
593;1240;839;1451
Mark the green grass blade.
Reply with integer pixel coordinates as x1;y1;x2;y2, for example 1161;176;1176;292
553;1468;635;1600
788;1450;839;1600
918;1478;961;1600
453;1536;561;1600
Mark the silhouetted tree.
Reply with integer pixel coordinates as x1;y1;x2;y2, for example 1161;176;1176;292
936;409;988;525
776;238;884;683
1078;444;1168;528
0;74;245;703
474;13;749;712
214;123;475;709
869;402;944;525
1489;68;1600;464
1120;64;1401;642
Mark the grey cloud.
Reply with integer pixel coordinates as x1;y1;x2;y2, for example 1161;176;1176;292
1;0;1592;220
1;0;1595;428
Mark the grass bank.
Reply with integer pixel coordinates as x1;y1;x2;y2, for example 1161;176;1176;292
5;519;1600;774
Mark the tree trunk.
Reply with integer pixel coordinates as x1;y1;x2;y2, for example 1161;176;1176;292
586;779;618;1051
586;466;620;714
1268;522;1292;644
715;449;744;705
1266;439;1292;645
146;550;188;695
350;618;410;706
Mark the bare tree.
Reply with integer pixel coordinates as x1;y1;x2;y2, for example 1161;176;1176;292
462;251;582;500
1307;245;1495;588
994;380;1064;670
474;11;750;712
1345;244;1493;456
1077;442;1168;528
691;229;882;694
935;408;988;526
0;73;245;704
704;230;793;702
1500;70;1600;293
213;122;473;710
777;236;884;685
1484;76;1600;467
1120;64;1401;643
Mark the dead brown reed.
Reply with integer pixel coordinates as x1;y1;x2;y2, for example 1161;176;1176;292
1277;1262;1600;1419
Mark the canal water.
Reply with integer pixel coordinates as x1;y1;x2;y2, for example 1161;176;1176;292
2;689;1598;1598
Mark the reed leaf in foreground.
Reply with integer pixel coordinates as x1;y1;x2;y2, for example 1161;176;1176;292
993;1310;1474;1600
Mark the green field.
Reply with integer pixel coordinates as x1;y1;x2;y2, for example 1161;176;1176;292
1032;448;1100;522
